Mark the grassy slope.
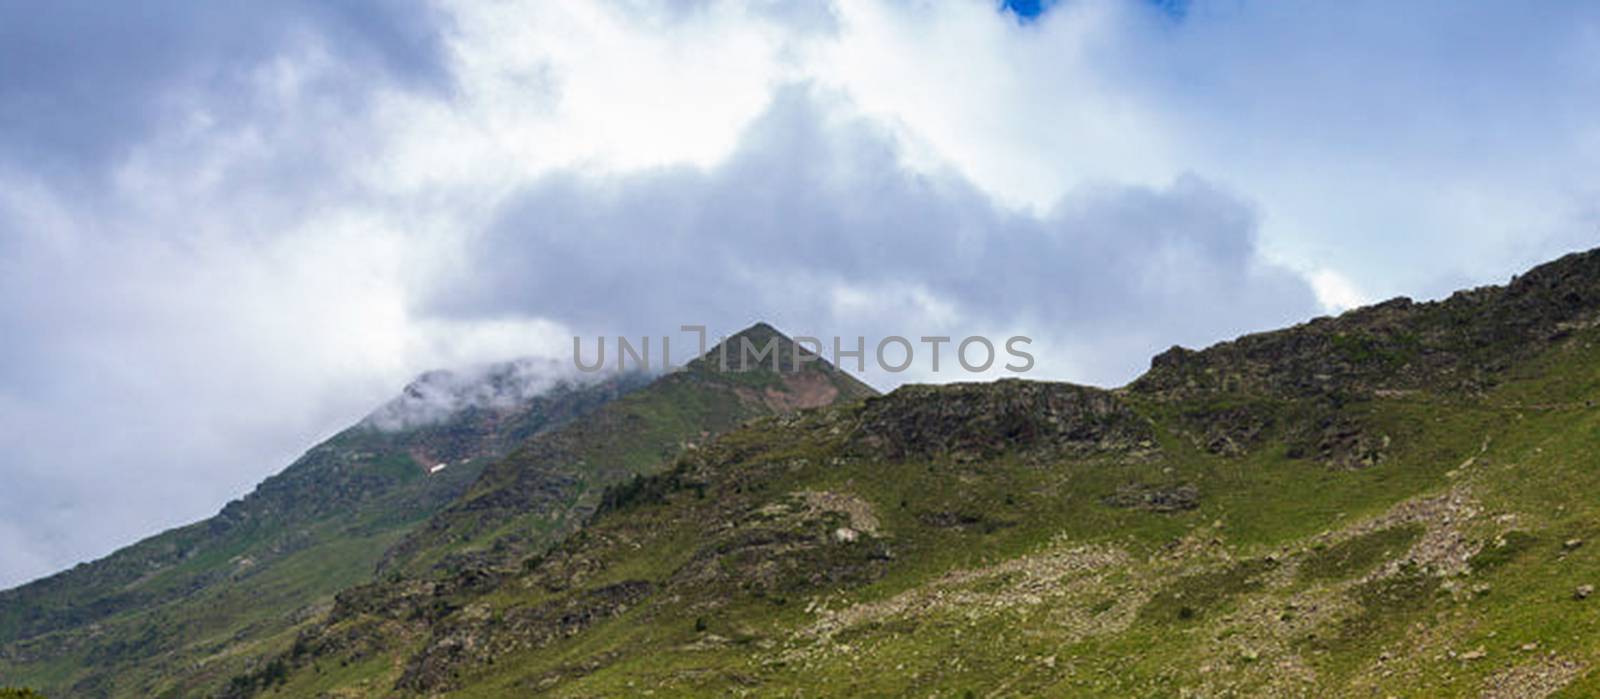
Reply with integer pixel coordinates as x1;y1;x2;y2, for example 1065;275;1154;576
440;336;1600;697
0;374;647;697
0;445;484;697
247;284;1600;697
381;324;879;577
206;330;879;697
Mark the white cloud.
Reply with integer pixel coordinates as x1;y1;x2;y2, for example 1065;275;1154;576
433;88;1317;393
795;1;1600;300
806;1;1178;209
365;1;804;196
1309;268;1368;314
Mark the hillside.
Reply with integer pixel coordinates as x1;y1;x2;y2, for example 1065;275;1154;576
0;325;877;697
226;248;1600;697
0;363;651;696
379;323;881;577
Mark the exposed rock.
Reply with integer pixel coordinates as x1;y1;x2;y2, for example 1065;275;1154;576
853;379;1155;461
796;491;881;535
1102;484;1201;513
1181;403;1275;456
1290;417;1390;469
395;580;654;692
1132;249;1600;400
1481;657;1583;699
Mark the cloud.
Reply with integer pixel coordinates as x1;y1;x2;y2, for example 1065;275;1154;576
435;86;1319;385
0;1;468;589
0;0;447;175
362;358;611;432
806;1;1600;299
1309;269;1369;314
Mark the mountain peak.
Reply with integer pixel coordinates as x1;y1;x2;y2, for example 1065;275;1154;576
689;322;826;375
379;322;876;576
720;320;792;354
733;320;783;338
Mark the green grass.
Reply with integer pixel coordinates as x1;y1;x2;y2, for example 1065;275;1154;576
1300;524;1424;582
1141;558;1280;623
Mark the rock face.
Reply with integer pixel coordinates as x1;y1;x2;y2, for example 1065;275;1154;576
853;379;1155;461
1124;250;1600;467
1131;249;1600;400
1179;402;1276;456
393;579;656;692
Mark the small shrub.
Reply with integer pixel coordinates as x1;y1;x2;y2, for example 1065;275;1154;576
1139;558;1278;623
1469;530;1539;573
1300;524;1424;581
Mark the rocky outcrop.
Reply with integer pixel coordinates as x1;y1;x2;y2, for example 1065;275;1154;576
1131;248;1600;400
1103;483;1201;512
852;379;1155;461
395;580;655;692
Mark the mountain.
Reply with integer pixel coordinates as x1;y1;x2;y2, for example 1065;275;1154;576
0;324;877;697
222;249;1600;697
204;324;879;697
380;322;880;577
0;361;652;697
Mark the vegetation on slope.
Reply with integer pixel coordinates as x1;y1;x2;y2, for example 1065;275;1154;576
0;369;650;696
206;325;878;697
232;248;1600;697
380;322;879;576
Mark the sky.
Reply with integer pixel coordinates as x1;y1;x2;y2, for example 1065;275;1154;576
1;0;1598;589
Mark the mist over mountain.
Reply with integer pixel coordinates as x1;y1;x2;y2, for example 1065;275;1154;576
0;361;652;694
362;358;627;432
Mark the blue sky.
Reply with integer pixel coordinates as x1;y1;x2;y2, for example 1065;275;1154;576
1006;0;1184;21
1004;0;1054;19
1;1;1598;588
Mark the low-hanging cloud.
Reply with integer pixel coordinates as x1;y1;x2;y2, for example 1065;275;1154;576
362;358;613;432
